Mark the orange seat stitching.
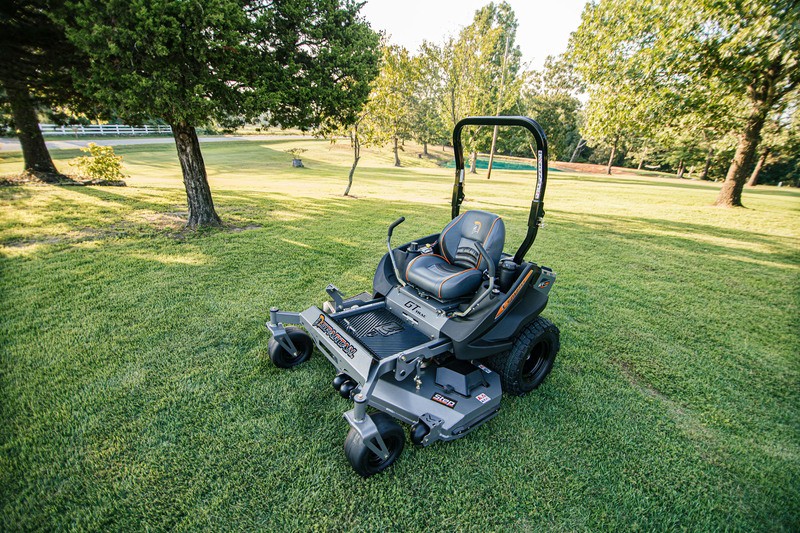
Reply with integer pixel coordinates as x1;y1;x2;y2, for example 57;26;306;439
476;216;501;269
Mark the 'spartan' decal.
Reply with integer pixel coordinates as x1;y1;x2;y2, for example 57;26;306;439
431;392;458;409
495;271;533;319
535;150;543;200
312;314;357;358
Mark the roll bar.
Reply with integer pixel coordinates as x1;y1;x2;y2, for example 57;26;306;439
451;116;548;264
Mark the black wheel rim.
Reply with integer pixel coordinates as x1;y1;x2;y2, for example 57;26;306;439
522;339;550;381
283;338;310;364
366;435;401;470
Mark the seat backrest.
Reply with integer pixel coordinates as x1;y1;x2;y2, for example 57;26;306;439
439;210;505;271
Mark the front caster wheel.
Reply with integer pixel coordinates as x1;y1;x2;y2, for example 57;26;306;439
409;420;430;446
344;413;405;477
267;327;313;368
486;317;560;396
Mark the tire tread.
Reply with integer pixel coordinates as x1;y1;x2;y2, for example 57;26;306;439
485;317;560;396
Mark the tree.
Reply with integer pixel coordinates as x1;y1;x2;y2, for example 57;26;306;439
483;2;523;179
409;42;448;156
748;95;800;186
458;2;523;176
430;3;523;175
569;0;800;204
579;84;653;174
0;0;89;179
358;45;416;167
520;92;581;161
708;1;799;204
569;2;677;175
318;110;383;197
61;0;379;227
520;56;582;162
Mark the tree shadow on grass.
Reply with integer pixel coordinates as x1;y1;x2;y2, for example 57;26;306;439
65;184;178;212
552;210;799;270
553;173;800;198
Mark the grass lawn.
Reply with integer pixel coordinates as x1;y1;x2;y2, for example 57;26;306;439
1;138;799;530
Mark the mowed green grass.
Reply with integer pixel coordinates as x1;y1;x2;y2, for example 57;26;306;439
1;139;799;531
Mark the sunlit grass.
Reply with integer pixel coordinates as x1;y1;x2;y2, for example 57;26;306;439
1;139;798;530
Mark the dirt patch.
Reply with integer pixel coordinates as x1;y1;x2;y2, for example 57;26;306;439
550;162;638;176
138;212;186;230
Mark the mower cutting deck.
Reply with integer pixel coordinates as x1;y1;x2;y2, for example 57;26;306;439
266;116;560;477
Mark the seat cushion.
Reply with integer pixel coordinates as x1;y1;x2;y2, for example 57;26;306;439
404;254;483;300
439;210;505;270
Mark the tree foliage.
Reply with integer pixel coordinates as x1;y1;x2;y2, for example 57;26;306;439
359;44;416;166
569;0;800;200
0;0;90;177
61;0;380;226
409;43;448;153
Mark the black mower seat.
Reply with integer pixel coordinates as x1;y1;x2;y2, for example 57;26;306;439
404;210;505;300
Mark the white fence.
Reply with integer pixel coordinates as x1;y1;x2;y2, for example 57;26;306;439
39;123;173;136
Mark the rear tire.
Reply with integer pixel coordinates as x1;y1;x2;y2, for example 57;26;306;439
487;317;559;396
344;413;405;477
268;327;313;368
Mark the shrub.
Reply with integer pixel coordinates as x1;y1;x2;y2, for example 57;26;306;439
70;143;127;182
285;148;307;159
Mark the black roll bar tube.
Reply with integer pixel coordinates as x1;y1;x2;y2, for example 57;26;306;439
451;116;548;264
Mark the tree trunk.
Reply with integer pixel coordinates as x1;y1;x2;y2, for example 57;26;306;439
637;147;648;170
469;151;477;174
393;136;401;167
570;139;586;163
715;59;780;206
606;135;618;175
345;128;360;196
172;123;221;228
423;142;428;156
487;36;510;181
4;81;59;177
715;112;767;205
747;147;770;187
699;147;714;181
677;160;685;178
487;125;499;180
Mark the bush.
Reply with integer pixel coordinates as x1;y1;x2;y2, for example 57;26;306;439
70;143;127;182
285;148;307;159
